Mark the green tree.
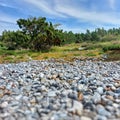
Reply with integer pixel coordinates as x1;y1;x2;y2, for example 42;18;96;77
91;31;100;41
17;17;62;51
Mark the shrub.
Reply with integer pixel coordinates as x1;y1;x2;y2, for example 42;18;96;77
103;44;120;51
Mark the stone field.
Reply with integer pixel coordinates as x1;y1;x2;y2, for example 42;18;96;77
0;59;120;120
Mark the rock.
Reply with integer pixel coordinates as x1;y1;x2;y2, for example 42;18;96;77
30;97;36;104
83;101;95;111
81;116;92;120
68;100;83;116
78;92;83;101
0;90;4;98
65;99;72;108
111;86;116;91
15;95;23;100
92;92;101;103
96;87;104;94
0;113;10;118
106;95;114;101
4;116;16;120
106;105;114;112
51;112;69;120
0;86;6;90
74;77;80;80
77;84;85;92
48;91;56;97
0;101;8;108
52;75;58;80
116;110;120;118
113;103;119;108
115;99;120;103
39;73;44;79
4;90;12;95
115;88;120;93
94;115;107;120
36;85;47;92
82;110;96;119
68;92;78;100
78;47;86;51
96;104;111;117
114;82;120;88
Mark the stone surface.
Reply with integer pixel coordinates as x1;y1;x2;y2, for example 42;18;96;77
0;59;119;120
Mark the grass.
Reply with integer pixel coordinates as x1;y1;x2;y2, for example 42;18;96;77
0;40;120;63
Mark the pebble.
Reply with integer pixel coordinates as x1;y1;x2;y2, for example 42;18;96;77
68;92;78;100
68;100;83;116
48;91;56;97
0;102;8;108
96;87;104;94
95;115;107;120
81;116;92;120
39;73;45;79
96;104;111;117
92;92;101;103
0;60;119;120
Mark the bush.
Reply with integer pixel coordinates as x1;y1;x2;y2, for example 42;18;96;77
103;44;120;51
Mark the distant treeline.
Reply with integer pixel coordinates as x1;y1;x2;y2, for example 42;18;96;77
0;17;120;51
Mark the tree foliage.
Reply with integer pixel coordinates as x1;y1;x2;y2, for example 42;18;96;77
16;17;62;51
1;16;120;51
1;30;28;50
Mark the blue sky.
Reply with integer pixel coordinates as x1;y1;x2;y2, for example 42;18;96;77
0;0;120;34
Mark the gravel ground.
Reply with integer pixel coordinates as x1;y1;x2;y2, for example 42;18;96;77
0;59;120;120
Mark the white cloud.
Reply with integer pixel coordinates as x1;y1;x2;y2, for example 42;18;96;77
55;1;120;25
0;2;18;9
24;0;119;25
108;0;116;9
0;0;120;34
23;0;66;18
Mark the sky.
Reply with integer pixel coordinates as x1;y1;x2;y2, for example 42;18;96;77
0;0;120;34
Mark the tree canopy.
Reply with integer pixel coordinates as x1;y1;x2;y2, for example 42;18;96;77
1;16;120;51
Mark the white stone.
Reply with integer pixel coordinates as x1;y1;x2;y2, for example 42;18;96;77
81;116;92;120
1;102;8;108
92;92;101;103
97;87;104;94
39;73;44;78
69;100;83;116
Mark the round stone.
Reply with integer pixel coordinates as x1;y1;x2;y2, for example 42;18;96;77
1;102;8;108
96;105;111;117
81;116;92;120
92;92;101;103
96;87;104;94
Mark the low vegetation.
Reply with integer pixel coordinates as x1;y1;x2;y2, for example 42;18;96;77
0;40;119;63
0;16;120;63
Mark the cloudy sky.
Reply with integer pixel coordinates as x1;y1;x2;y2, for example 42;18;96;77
0;0;120;34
